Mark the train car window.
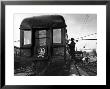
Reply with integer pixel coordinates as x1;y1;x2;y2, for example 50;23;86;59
39;30;46;38
35;30;46;38
53;29;61;43
24;31;31;45
37;30;46;46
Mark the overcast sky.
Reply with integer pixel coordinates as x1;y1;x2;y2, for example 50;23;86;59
14;14;97;51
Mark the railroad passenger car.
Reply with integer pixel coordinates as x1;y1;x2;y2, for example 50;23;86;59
14;15;68;75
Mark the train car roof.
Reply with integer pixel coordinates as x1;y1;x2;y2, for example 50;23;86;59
20;15;67;30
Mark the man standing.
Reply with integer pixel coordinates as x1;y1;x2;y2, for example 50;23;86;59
68;38;76;60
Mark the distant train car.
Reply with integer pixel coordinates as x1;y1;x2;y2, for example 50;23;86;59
14;15;68;74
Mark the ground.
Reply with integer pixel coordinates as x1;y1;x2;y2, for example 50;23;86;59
14;57;97;76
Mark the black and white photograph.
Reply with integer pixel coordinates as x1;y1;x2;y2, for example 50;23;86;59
14;14;97;76
3;4;106;85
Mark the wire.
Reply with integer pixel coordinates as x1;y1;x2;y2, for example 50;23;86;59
76;33;97;40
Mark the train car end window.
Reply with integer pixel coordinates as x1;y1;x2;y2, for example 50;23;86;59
24;31;31;45
53;29;61;43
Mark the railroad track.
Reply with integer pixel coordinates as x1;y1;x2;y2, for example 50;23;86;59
76;63;97;76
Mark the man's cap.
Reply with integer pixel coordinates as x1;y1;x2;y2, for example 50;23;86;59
71;38;74;41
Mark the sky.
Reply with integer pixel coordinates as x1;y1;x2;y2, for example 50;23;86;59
62;14;97;39
14;14;97;51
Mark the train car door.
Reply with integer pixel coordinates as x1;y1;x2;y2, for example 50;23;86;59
34;29;50;60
